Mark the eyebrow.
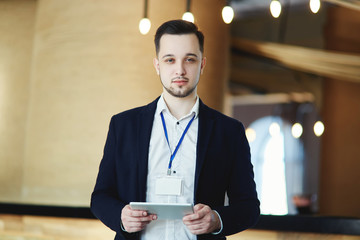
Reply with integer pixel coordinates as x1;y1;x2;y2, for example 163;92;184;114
161;53;199;59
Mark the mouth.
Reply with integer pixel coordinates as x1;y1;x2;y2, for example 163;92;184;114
172;77;189;85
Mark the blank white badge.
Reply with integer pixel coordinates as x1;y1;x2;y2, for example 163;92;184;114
155;177;183;196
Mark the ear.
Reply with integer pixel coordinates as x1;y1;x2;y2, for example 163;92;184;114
200;57;206;74
153;57;160;75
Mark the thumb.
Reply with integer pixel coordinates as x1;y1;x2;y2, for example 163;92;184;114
193;203;205;212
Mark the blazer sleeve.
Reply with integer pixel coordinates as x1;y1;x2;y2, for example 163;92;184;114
215;122;260;236
90;116;138;239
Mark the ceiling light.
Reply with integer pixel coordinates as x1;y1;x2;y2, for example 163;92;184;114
291;123;303;138
139;18;151;35
314;121;324;137
222;6;234;24
269;122;281;137
182;0;194;23
182;12;194;23
139;0;151;35
310;0;321;13
270;0;282;18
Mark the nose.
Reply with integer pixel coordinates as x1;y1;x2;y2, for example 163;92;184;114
175;61;186;76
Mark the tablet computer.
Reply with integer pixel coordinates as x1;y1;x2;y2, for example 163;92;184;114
129;202;194;220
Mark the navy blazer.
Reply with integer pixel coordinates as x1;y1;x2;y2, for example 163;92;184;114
91;98;260;240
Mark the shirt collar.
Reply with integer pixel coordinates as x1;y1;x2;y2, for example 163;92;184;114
156;94;200;120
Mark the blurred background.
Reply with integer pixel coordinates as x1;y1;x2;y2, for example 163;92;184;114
0;0;359;225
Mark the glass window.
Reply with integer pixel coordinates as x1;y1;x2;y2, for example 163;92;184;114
247;116;304;215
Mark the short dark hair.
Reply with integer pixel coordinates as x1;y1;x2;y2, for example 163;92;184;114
154;20;204;55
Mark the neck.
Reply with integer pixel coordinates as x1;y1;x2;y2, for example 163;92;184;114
163;92;197;120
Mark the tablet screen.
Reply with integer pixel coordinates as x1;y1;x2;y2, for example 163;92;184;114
130;202;194;220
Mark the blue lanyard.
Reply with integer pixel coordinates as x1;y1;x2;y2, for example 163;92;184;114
160;112;195;175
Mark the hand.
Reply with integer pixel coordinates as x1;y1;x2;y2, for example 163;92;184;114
121;204;157;233
182;204;221;235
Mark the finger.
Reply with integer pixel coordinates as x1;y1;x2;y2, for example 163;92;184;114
134;214;157;222
183;211;201;222
186;220;214;235
183;206;218;235
185;223;209;235
195;204;211;215
183;213;210;226
125;221;150;233
184;204;204;221
123;205;140;216
122;215;157;233
121;205;157;233
131;210;149;217
124;212;157;224
127;206;149;217
184;204;209;221
193;203;205;212
149;214;158;221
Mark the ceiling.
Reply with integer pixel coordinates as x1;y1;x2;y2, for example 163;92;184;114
231;0;311;16
228;0;327;104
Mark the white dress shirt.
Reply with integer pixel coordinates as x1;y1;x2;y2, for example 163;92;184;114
141;95;199;240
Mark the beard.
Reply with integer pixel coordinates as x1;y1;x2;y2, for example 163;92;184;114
160;77;198;98
163;84;197;98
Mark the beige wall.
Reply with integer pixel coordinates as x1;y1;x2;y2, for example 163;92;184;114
0;0;36;203
22;0;162;206
0;0;228;206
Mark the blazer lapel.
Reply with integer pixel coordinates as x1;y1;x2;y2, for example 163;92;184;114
137;98;159;201
194;100;215;201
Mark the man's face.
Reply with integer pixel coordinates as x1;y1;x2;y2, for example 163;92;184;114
153;34;206;98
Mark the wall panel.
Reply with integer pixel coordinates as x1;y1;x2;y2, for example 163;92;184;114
0;0;36;203
0;0;228;206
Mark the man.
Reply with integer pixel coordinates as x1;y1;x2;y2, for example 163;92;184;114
91;19;260;240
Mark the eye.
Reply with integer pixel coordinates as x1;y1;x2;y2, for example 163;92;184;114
164;58;175;63
185;58;196;63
